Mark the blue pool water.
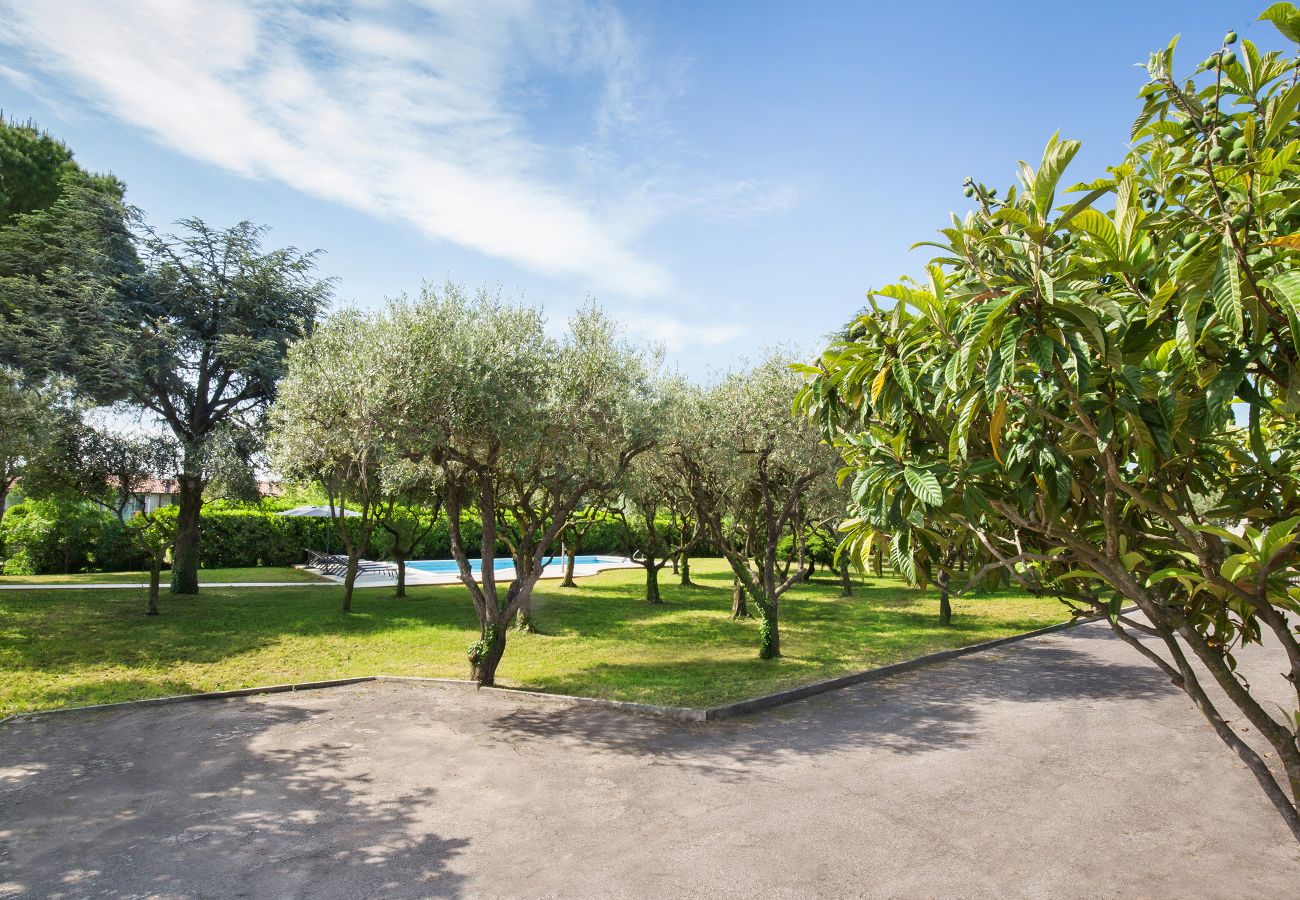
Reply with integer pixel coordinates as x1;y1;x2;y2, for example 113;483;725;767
406;555;617;575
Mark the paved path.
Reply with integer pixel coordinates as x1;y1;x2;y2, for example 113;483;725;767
1;620;1297;898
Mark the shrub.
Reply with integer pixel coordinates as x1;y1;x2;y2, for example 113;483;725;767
96;516;149;572
0;499;130;574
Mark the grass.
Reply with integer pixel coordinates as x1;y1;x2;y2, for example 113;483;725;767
0;558;1070;717
0;566;329;585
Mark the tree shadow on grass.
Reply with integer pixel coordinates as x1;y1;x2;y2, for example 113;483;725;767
482;625;1175;784
0;699;470;898
0;584;483;673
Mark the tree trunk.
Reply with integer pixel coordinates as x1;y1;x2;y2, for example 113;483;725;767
731;576;749;619
514;588;534;632
758;601;780;659
170;475;203;595
839;555;853;597
645;562;661;603
937;559;953;626
561;546;578;588
470;620;508;686
342;547;361;613
394;551;407;599
679;553;693;586
146;550;163;616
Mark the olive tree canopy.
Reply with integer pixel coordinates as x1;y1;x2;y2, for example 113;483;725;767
271;308;399;611
672;355;840;659
390;283;658;685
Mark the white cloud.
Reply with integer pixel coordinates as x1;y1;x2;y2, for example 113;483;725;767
0;0;680;297
623;313;745;352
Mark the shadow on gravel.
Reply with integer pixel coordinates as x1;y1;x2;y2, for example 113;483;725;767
0;702;470;898
482;627;1174;783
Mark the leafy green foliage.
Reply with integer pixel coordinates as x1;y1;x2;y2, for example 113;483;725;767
798;7;1300;837
0;499;145;575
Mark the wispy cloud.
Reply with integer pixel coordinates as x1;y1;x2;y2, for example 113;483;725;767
0;0;690;297
623;313;745;352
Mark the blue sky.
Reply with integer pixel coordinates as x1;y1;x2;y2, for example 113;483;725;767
0;0;1279;374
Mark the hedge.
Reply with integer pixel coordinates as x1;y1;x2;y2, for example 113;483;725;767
189;507;633;568
0;497;713;574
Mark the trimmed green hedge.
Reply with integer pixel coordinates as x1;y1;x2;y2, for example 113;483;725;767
188;505;637;568
0;497;710;573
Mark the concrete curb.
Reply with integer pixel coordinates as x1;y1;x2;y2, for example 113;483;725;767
372;675;709;722
1;614;1109;727
699;614;1101;721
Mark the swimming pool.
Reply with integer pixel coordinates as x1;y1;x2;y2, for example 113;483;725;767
406;555;624;575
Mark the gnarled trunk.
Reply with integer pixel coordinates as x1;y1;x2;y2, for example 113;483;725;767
146;549;164;616
679;553;693;586
514;607;533;631
394;551;408;599
839;555;853;596
645;561;661;603
470;621;508;686
731;575;749;619
561;546;578;587
170;475;203;595
342;548;361;613
514;583;535;631
758;601;780;659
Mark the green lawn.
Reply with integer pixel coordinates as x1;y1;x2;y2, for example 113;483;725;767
0;559;1070;716
0;566;329;585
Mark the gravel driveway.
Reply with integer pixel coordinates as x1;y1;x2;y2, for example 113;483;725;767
2;619;1297;898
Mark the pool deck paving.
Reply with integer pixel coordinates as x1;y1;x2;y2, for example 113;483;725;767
1;618;1297;898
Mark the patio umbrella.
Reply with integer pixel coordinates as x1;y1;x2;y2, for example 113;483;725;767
277;505;359;554
277;505;360;518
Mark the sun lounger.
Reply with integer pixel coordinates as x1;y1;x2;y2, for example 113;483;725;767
304;549;395;579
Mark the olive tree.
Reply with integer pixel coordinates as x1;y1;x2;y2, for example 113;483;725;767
557;503;606;588
799;10;1300;838
271;310;395;612
608;447;701;604
671;356;840;658
392;284;656;684
791;466;856;597
376;459;443;600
